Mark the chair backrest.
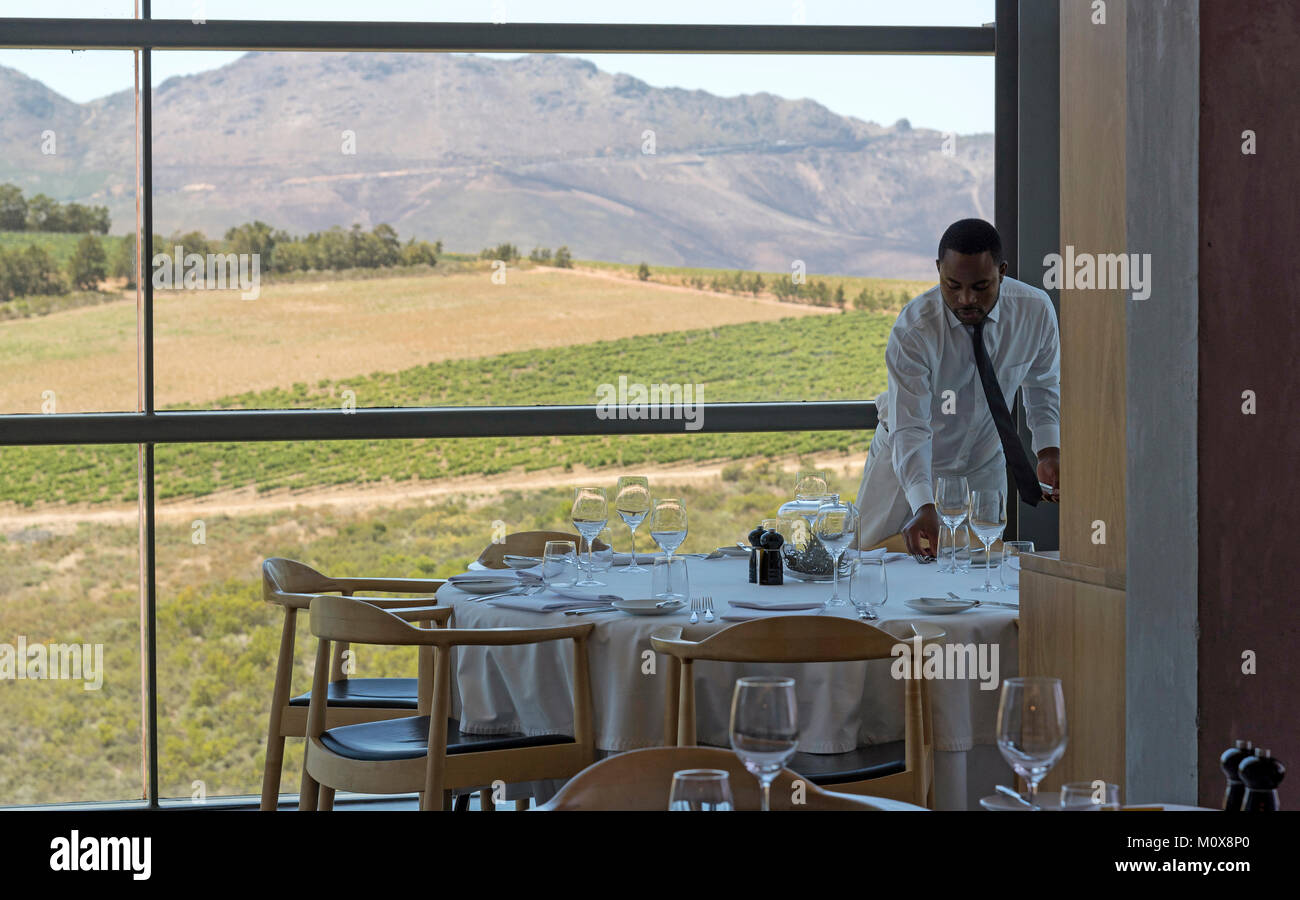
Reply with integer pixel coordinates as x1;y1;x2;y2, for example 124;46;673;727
263;557;336;604
476;530;603;569
650;615;945;807
535;747;924;811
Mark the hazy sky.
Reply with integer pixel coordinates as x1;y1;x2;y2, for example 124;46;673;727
0;0;996;133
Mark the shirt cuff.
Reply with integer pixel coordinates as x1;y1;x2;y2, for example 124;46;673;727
1031;425;1060;455
904;482;935;514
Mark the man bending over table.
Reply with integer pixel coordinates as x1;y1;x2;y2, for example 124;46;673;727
854;218;1061;557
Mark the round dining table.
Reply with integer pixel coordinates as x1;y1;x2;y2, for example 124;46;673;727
438;552;1020;810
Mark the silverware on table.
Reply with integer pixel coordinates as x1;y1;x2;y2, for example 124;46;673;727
469;584;543;602
912;553;936;564
689;597;700;625
996;784;1039;809
947;591;1018;609
702;596;715;623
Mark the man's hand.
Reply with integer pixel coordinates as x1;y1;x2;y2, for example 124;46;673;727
902;503;942;559
1037;447;1060;503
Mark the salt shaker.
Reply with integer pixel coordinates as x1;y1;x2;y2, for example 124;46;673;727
1220;739;1254;811
1239;748;1284;812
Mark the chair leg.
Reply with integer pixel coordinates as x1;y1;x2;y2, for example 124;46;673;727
453;793;471;812
318;786;335;811
260;729;286;811
261;607;299;811
479;788;494;811
514;798;529;811
443;790;454;811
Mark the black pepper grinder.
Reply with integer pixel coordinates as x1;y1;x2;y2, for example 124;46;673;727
1220;739;1254;811
747;526;765;584
759;529;784;585
1239;748;1285;811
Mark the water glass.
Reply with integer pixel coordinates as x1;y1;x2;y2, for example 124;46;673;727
541;540;578;589
729;676;799;812
668;770;734;811
1000;540;1035;591
996;677;1067;808
651;555;690;601
1059;781;1121;810
848;556;888;621
615;475;651;573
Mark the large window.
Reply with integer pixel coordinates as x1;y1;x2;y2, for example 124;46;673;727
0;7;1003;806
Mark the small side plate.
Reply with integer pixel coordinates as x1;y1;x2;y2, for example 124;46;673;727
904;597;977;615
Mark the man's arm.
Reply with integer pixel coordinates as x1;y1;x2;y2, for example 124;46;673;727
1022;299;1062;500
885;330;942;555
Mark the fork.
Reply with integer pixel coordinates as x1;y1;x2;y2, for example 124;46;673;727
702;596;715;623
469;584;543;603
689;597;700;624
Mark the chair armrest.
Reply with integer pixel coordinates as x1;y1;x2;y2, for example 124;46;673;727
387;605;453;625
649;625;689;656
333;577;447;593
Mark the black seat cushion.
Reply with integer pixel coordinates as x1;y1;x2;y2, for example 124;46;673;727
702;739;906;787
288;678;419;709
320;715;575;762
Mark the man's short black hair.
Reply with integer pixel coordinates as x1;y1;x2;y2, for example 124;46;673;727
937;218;1004;265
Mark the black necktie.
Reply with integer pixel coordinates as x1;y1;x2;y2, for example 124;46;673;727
970;320;1040;507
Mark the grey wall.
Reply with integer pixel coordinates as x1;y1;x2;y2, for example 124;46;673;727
1125;0;1199;804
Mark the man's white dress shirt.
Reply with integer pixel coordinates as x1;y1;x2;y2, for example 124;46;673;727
857;276;1060;540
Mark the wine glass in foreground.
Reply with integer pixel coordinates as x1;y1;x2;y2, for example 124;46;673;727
730;676;799;812
968;489;1007;593
614;475;651;573
996;677;1067;809
668;770;734;811
570;486;608;587
814;500;856;607
934;474;970;574
649;498;688;559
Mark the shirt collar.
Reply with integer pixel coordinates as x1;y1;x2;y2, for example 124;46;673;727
944;281;1003;328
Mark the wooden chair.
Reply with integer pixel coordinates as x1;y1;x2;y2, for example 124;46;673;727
299;594;596;811
650;616;945;808
476;530;605;569
535;746;928;810
260;558;446;810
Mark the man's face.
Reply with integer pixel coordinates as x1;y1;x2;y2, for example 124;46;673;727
936;250;1008;325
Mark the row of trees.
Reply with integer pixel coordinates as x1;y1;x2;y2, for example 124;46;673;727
644;263;911;311
0;236;109;302
481;243;574;268
0;184;111;234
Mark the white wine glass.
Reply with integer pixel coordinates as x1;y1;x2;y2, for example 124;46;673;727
934;474;970;575
649;498;688;559
968;489;1006;593
813;500;856;607
996;676;1067;809
570;486;608;587
614;475;651;574
729;676;799;812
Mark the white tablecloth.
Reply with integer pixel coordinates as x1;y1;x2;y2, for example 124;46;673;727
439;556;1018;809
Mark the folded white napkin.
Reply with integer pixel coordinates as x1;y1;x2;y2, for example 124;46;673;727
449;570;541;584
610;552;659;566
846;548;910;563
728;596;826;611
486;587;621;612
720;607;821;622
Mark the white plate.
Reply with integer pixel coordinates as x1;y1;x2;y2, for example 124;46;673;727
904;597;977;615
979;791;1061;811
449;578;524;595
611;597;687;616
502;555;541;569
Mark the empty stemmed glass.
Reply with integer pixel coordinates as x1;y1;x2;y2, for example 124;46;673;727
968;489;1006;593
614;475;651;573
996;677;1068;809
813;499;856;607
729;676;799;812
934;474;970;574
649;498;688;559
570;486;608;587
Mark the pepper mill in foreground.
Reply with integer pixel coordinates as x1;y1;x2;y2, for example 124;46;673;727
1239;749;1285;812
1220;739;1254;811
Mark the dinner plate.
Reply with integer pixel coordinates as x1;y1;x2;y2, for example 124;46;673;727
502;555;541;569
904;597;977;615
611;597;686;616
979;791;1061;811
449;577;524;595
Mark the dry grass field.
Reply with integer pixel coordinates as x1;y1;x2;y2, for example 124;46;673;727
0;267;832;414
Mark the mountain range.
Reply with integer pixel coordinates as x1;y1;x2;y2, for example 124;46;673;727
0;52;993;278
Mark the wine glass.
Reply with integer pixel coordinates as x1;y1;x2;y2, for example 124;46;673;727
996;676;1067;809
570;486;608;587
649;498;688;559
968;489;1006;593
614;475;651;574
541;540;578;589
668;770;734;811
729;676;799;812
848;556;887;621
934;474;970;574
794;469;830;497
813;500;856;607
